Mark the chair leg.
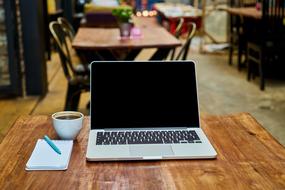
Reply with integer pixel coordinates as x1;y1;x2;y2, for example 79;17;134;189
259;56;265;91
65;84;81;111
228;42;233;65
228;15;234;65
71;91;81;111
238;38;243;71
65;87;72;111
247;45;252;81
247;60;252;81
170;48;176;60
247;41;265;90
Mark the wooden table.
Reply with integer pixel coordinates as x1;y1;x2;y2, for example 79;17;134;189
1;113;285;189
72;19;181;61
222;7;261;19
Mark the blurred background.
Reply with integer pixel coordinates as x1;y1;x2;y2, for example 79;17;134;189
0;0;284;145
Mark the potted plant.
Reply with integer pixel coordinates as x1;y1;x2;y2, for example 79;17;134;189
112;6;133;38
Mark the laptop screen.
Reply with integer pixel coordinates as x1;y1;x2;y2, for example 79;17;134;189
91;61;200;129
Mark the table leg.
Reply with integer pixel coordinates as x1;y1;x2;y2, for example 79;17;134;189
75;49;104;65
149;48;172;60
124;49;142;60
95;50;118;61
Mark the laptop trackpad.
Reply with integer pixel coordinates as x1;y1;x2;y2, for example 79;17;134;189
130;145;174;157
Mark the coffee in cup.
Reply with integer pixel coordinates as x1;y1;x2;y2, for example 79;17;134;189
52;111;84;140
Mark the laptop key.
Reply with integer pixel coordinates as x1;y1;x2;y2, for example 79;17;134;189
97;132;103;136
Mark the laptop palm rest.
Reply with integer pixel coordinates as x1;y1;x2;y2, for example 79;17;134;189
130;145;174;157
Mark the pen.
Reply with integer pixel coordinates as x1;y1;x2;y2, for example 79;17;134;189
43;135;61;155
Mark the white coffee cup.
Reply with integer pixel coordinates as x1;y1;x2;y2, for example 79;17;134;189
52;111;84;140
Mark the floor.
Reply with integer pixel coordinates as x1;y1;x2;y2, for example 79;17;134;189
193;52;285;146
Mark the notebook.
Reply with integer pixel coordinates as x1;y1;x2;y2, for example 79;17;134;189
26;139;73;171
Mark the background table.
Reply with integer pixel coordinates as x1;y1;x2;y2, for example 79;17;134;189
0;113;285;189
72;22;181;61
222;7;261;19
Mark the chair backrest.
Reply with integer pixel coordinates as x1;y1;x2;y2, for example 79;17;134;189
57;17;75;41
174;18;184;38
241;0;256;7
49;21;76;81
229;0;256;7
262;0;285;37
263;0;285;21
176;22;196;60
229;0;239;7
169;18;185;60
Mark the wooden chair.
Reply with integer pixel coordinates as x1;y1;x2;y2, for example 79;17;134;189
49;21;90;111
57;17;89;76
58;16;91;109
58;17;75;41
247;0;285;90
240;0;256;7
175;22;196;60
170;18;184;60
228;0;256;70
44;7;64;60
58;16;104;66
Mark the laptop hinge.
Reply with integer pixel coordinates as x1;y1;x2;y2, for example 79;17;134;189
143;156;162;160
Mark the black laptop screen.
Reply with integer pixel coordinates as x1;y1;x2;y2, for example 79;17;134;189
91;61;200;129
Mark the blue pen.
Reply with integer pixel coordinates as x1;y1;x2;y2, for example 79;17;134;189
43;135;61;155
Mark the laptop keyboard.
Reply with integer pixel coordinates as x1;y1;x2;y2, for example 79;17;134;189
96;130;201;145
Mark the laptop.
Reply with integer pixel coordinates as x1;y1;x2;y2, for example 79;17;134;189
86;61;217;161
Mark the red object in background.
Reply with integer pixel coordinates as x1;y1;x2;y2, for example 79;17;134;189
152;4;202;36
169;17;202;35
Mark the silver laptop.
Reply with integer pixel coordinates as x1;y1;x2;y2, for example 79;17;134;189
86;61;217;161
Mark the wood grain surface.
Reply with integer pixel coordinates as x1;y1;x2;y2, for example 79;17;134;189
72;27;181;50
0;113;285;190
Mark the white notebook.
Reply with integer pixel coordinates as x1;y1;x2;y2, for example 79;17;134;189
26;139;73;171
